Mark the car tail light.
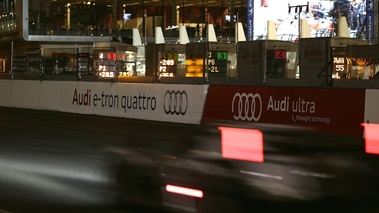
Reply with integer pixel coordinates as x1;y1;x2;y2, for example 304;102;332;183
218;126;264;162
362;123;379;154
165;184;204;198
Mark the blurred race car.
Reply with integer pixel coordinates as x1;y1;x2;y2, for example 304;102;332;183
110;122;379;213
158;123;332;212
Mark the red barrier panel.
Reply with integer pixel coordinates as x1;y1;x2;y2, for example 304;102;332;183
202;85;365;138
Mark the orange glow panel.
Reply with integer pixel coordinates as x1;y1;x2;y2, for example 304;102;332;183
165;184;204;198
362;123;379;154
218;126;264;162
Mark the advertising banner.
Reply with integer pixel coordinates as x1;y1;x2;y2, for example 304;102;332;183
366;0;374;42
0;80;209;125
202;85;366;138
246;0;254;41
253;0;370;41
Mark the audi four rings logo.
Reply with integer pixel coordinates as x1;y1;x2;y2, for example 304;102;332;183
232;93;262;121
164;90;188;115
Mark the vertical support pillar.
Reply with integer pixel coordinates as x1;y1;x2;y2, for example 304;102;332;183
10;41;13;79
112;0;118;31
229;0;235;30
172;0;177;26
66;4;71;29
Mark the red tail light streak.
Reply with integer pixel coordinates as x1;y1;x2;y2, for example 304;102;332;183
362;123;379;154
165;184;204;198
218;126;264;162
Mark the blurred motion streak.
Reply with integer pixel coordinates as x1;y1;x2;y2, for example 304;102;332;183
240;170;283;180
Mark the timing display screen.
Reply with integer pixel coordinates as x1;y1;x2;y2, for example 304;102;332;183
159;52;177;77
99;52;117;61
98;52;117;79
98;70;116;78
208;51;227;75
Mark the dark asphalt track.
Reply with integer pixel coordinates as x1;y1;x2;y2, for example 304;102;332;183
1;107;379;213
0;107;194;213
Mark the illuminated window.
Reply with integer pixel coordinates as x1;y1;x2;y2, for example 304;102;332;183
218;126;264;162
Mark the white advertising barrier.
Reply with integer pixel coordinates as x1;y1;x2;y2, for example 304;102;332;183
0;80;209;124
364;89;379;124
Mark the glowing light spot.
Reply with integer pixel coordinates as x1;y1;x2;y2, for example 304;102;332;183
362;123;379;154
218;126;264;162
165;184;204;198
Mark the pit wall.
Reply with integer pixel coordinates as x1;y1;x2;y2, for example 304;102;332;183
0;79;377;138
